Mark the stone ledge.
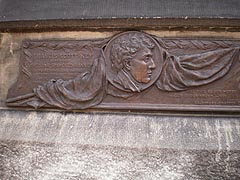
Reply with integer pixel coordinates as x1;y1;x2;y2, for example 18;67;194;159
1;110;240;151
0;0;240;32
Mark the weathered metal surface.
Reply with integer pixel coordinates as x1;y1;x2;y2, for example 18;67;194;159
6;31;240;112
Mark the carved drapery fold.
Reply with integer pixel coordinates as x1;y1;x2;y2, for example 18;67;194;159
156;48;239;91
34;55;106;109
7;55;106;109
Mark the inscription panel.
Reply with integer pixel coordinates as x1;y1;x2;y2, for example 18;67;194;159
6;31;240;112
169;90;240;105
30;53;92;85
8;40;102;97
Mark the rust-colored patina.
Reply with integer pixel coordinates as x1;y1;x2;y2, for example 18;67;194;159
6;31;240;112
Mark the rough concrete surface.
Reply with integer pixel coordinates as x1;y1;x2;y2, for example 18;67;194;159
0;110;240;179
0;140;240;180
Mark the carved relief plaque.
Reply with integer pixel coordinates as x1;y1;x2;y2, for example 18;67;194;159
6;31;240;112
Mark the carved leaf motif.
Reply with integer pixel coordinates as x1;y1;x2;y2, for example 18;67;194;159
156;38;240;51
22;49;32;78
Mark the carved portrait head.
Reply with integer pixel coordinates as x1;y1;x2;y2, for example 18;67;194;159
104;32;162;92
110;34;156;84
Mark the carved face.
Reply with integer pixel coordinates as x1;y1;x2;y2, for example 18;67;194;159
105;31;162;92
126;48;156;83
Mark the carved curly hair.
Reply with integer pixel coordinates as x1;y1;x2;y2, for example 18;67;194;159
110;33;155;71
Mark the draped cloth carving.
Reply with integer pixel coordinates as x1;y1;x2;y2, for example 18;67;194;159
34;56;106;109
7;55;107;109
156;48;239;91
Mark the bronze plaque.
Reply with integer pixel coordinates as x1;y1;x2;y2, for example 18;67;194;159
6;31;240;112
